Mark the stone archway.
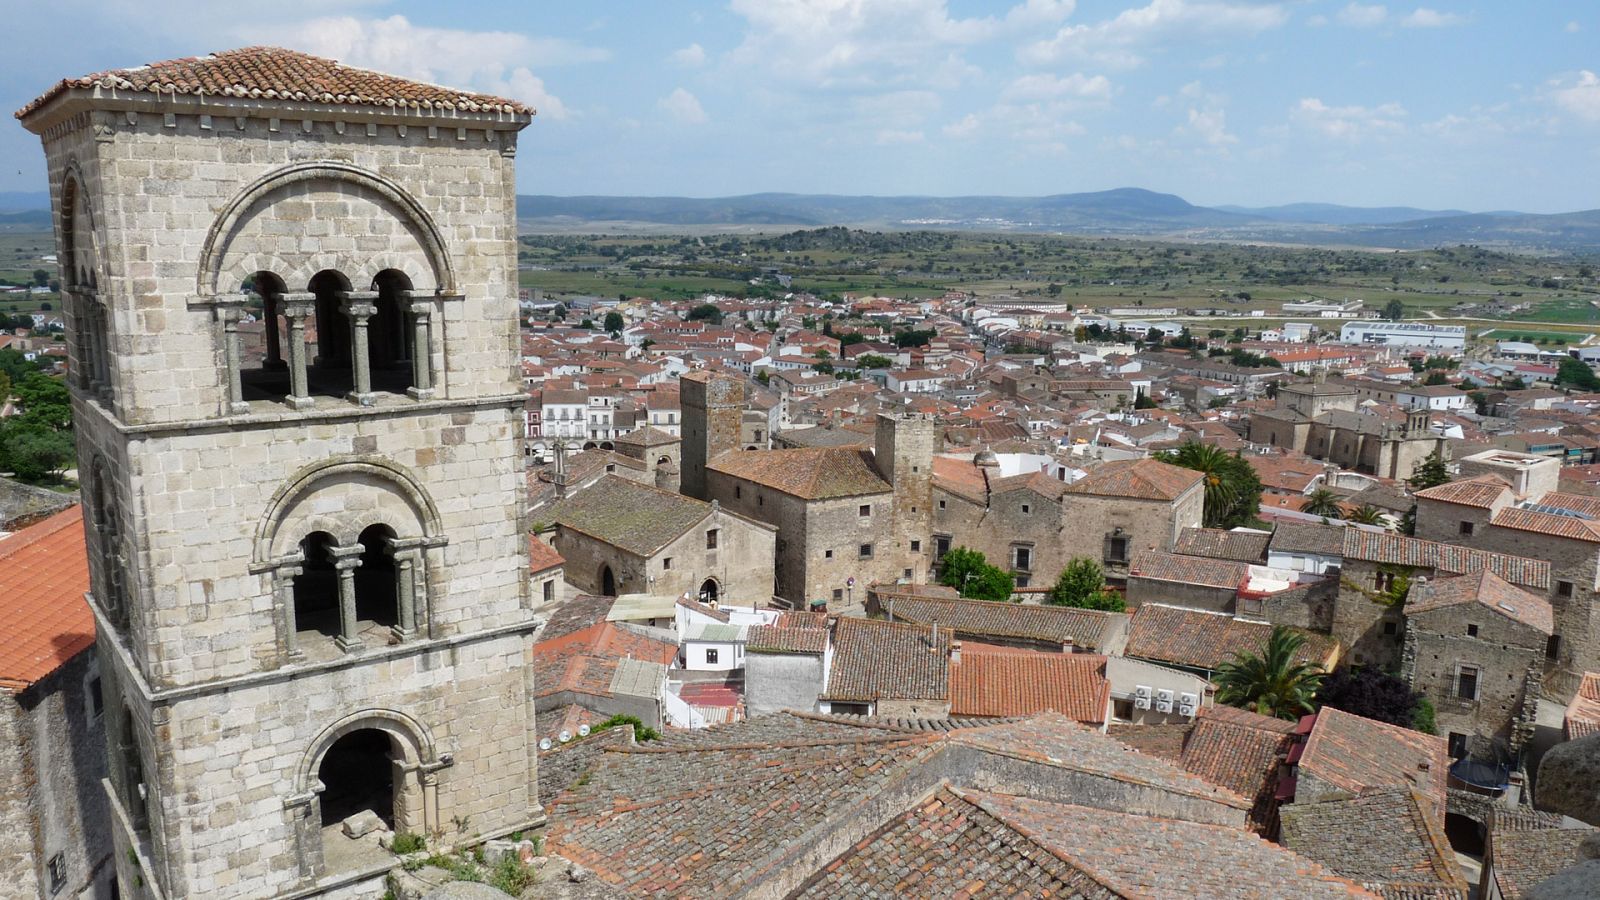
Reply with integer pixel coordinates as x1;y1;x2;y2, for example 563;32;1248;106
699;577;720;605
600;565;617;597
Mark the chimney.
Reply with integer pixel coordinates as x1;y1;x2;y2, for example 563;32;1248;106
950;640;962;663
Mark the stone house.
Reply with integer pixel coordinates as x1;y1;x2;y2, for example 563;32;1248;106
818;617;952;718
548;474;777;603
611;425;681;492
1125;550;1248;612
21;47;544;897
1402;570;1555;759
0;507;114;900
1284;706;1449;820
1249;378;1446;480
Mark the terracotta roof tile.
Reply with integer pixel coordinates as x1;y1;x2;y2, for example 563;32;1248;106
1491;506;1600;543
548;475;711;557
948;650;1109;723
1129;549;1249;590
881;594;1120;651
707;447;891;500
1270;520;1347;556
1125;604;1339;671
1066;457;1205;501
745;624;826;654
1405;569;1554;635
0;506;93;693
1536;491;1600;518
1342;530;1550;589
822;617;949;702
1108;722;1194;761
1488;824;1598;900
1414;476;1512;509
18;46;532;119
1174;527;1272;562
1298;707;1449;803
1565;671;1600;740
1180;705;1297;835
1280;788;1467;899
526;535;565;574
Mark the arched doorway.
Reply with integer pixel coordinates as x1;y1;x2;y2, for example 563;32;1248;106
317;729;395;829
699;578;719;605
600;565;617;596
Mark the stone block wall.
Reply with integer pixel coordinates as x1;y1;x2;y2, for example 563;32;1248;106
1406;605;1547;747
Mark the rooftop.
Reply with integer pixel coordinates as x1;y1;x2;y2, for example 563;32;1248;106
1298;707;1449;803
707;447;891;500
1065;457;1205;502
18;46;532;120
548;474;712;557
822;616;950;703
1126;604;1338;672
1405;569;1555;636
1129;549;1250;590
1342;529;1550;590
1413;476;1513;509
948;649;1110;723
0;506;92;693
879;594;1120;651
1174;527;1273;563
1279;788;1467;898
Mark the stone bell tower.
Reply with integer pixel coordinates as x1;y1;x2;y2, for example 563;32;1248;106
19;47;541;897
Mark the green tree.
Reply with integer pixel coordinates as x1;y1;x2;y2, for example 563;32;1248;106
1213;626;1326;720
32;268;50;287
0;348;40;385
602;311;624;334
1155;442;1263;528
1557;357;1600;391
687;303;724;325
1406;452;1450;491
856;354;893;368
0;369;10;404
1346;505;1387;527
1044;558;1125;611
1315;668;1426;730
1422;369;1450;386
1133;393;1157;409
1382;299;1406;321
1500;374;1528;391
0;424;74;482
754;370;771;386
1302;487;1341;518
936;547;1015;603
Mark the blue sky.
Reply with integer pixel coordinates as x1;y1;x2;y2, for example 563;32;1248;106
4;1;1598;211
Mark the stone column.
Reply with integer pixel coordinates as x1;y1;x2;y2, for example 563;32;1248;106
420;770;441;838
388;544;423;641
263;292;285;370
273;561;305;663
338;291;380;405
285;791;323;881
401;291;434;399
279;293;316;410
217;302;249;415
330;544;365;652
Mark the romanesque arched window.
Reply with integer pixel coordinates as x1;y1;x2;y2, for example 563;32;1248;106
369;270;415;395
308;270;355;399
118;709;150;834
355;524;401;632
89;463;128;628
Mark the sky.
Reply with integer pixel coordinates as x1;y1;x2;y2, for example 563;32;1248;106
2;0;1598;212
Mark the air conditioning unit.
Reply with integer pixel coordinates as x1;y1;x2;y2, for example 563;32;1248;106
1178;693;1200;717
1133;685;1152;710
1155;689;1175;714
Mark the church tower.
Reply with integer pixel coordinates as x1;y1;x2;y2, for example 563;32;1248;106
20;48;541;897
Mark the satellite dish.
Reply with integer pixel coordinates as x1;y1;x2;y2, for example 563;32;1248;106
538;738;552;751
558;730;572;743
578;724;591;737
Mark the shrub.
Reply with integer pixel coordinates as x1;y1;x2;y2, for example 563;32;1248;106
390;832;426;855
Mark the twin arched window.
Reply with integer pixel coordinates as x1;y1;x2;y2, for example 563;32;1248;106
287;524;422;658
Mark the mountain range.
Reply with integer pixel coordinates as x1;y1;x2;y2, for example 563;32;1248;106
3;187;1597;251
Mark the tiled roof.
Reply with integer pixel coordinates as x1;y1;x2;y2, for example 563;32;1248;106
1566;671;1600;740
532;620;677;701
1125;604;1339;671
707;446;891;500
1298;707;1449;802
539;592;615;642
1279;788;1467;899
1270;520;1347;556
930;455;991;504
549;474;711;556
1129;549;1249;590
1536;491;1600;518
1491;506;1600;543
949;650;1109;723
1405;569;1555;635
1066;457;1205;501
1342;530;1550;590
822;617;949;702
18;46;532;120
526;535;565;574
612;425;678;448
1489;825;1598;900
1180;705;1297;835
0;506;93;693
881;594;1119;650
1414;476;1512;509
1108;722;1193;762
988;469;1071;500
1175;527;1272;562
745;623;826;654
955;790;1378;899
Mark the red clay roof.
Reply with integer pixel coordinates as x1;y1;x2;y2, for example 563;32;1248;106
527;536;565;574
1565;672;1600;740
708;447;891;500
949;649;1109;724
1066;457;1204;501
1342;529;1550;589
1414;476;1511;509
0;506;93;693
1299;707;1449;803
18;46;532;119
1406;569;1554;635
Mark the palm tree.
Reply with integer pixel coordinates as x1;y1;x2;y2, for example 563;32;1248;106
1346;505;1388;527
1214;626;1326;720
1156;442;1238;527
1302;487;1342;518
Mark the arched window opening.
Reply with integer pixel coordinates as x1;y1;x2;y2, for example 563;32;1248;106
238;271;292;403
354;524;400;635
91;468;128;627
369;270;415;395
293;532;341;643
699;578;720;605
317;729;396;828
119;711;149;833
308;270;354;398
657;455;672;466
600;565;617;597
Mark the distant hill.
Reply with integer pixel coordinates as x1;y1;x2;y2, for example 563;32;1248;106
1212;202;1478;226
0;191;48;214
1347;209;1600;250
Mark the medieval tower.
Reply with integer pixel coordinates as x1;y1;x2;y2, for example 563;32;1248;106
19;48;541;897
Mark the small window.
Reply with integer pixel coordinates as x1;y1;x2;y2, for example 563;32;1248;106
1382;621;1397;636
87;674;103;719
912;465;919;473
1557;580;1574;599
1447;732;1469;759
824;549;833;560
859;543;873;559
1466;623;1478;638
706;648;719;665
48;853;65;893
1015;575;1030;588
936;536;951;559
832;588;843;602
938;499;946;510
1106;536;1129;563
543;581;554;604
1457;665;1479;701
758;496;764;507
1547;634;1562;661
1113;699;1134;721
910;540;921;552
1459;521;1474;536
706;529;719;549
605;464;616;473
1022;504;1031;514
903;568;913;579
735;485;742;499
859;504;871;517
663;557;674;571
1014;547;1032;571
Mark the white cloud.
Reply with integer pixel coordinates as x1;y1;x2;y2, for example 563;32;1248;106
658;87;709;125
1400;8;1466;28
1550;70;1600;123
1307;13;1329;26
1336;3;1388;28
1002;72;1113;102
670;43;707;67
1291;97;1406;140
1566;21;1581;33
1021;0;1289;68
875;128;926;145
1173;81;1236;147
269;15;605;119
942;114;981;138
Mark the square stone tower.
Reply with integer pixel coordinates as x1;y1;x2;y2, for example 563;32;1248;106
679;370;745;500
18;47;541;897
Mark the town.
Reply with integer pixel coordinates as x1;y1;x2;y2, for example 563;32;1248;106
2;35;1600;900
